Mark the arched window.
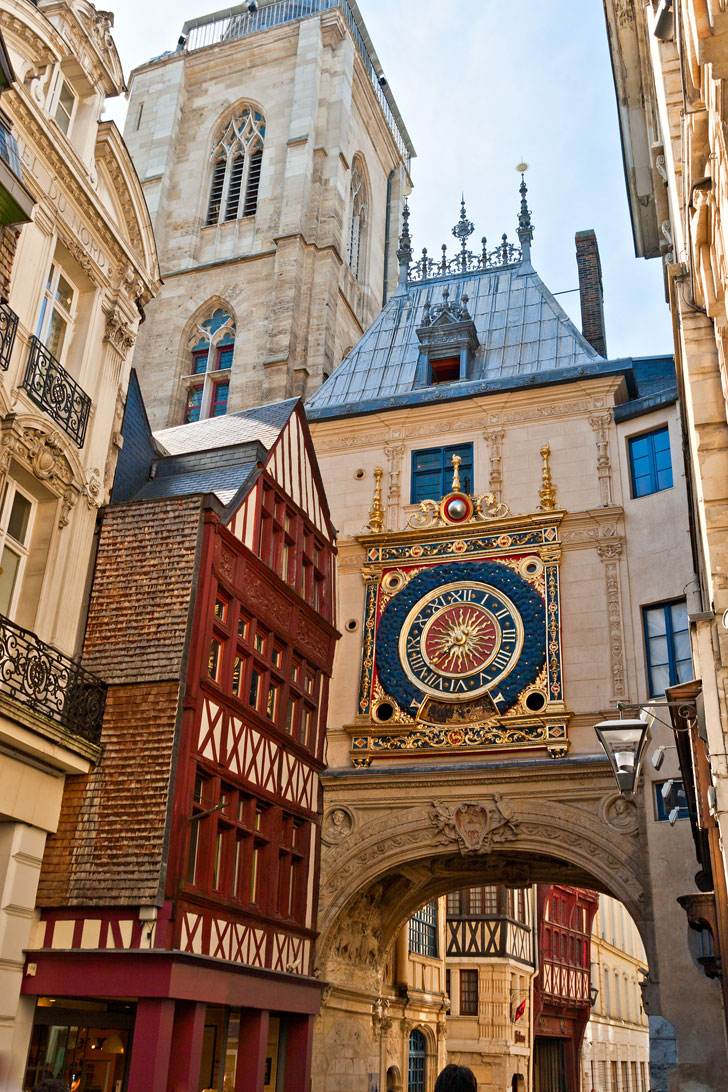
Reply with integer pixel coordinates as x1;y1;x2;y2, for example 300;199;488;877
347;157;368;281
602;966;610;1015
408;1030;426;1092
183;307;236;423
205;106;265;226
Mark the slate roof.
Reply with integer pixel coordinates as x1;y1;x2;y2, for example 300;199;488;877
306;261;603;419
155;398;298;456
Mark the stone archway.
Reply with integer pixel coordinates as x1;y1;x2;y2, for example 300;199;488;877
312;756;656;1092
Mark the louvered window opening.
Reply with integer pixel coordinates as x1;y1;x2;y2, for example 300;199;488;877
347;158;367;281
205;107;265;226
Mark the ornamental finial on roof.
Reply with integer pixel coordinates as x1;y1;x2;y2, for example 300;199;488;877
452;196;475;257
516;162;534;260
396;200;413;293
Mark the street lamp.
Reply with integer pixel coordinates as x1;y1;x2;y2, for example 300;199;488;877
594;717;651;799
589;985;599;1008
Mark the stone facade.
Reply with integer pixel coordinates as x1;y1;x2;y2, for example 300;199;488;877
305;202;727;1089
0;2;159;1086
582;895;649;1092
602;0;728;1048
123;2;412;429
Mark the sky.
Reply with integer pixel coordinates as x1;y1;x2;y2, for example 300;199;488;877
103;0;673;359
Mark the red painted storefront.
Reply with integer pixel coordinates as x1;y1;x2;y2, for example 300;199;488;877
21;401;338;1092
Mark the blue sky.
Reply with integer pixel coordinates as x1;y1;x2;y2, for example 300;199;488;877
105;0;672;359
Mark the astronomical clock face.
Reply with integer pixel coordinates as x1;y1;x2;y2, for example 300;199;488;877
374;559;548;722
400;581;523;701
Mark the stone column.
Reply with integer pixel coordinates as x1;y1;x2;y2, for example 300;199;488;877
385;443;405;531
484;429;505;504
589;413;614;507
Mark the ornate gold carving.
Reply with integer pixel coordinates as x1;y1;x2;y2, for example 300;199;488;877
407;492;510;530
538;443;557;511
366;467;385;534
451;453;462;492
430;797;519;854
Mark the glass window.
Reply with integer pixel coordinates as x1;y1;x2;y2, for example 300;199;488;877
36;263;76;362
643;599;691;696
217;345;234;370
629;426;673;498
211;380;229;417
408;1029;427;1092
460;969;478;1015
430;356;460;384
54;79;76;135
208;638;223;682
184;384;203;424
411;444;473;503
655;779;689;821
408;901;438;957
347;156;368;281
0;482;34;617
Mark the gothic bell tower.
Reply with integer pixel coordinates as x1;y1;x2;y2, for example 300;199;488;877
123;0;413;429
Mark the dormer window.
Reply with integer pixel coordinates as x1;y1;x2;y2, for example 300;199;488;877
53;78;76;136
430;356;460;384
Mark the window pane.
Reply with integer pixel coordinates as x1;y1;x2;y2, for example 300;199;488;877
670;601;688;633
212;381;229;417
185;386;203;424
648;635;669;666
649;663;670;696
46;309;67;359
243;148;263;216
0;546;20;614
191;350;208;375
217;346;234;370
7;492;31;545
645;607;667;638
206;159;226;225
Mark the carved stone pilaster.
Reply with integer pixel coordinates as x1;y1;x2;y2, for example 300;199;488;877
598;539;628;700
384;442;405;531
484;429;505;504
589;414;613;507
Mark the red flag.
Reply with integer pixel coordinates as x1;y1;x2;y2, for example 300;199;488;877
514;998;527;1022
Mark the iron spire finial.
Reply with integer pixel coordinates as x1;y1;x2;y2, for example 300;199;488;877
395;200;413;293
452;197;475;252
516;162;534;261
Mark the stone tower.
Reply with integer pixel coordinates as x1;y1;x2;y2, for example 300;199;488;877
123;0;413;429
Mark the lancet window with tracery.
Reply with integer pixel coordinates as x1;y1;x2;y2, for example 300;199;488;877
205;107;266;227
183;307;236;423
347;158;368;281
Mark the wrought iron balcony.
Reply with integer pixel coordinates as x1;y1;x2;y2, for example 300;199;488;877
0;301;18;370
21;337;92;447
0;613;106;745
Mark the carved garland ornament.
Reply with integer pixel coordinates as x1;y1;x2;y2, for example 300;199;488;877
0;419;101;526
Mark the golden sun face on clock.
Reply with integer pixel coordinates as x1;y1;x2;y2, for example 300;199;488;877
398;580;524;703
422;603;498;675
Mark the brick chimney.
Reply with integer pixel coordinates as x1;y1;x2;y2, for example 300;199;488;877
574;230;607;357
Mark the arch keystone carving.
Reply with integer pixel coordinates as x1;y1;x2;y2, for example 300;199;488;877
430;796;519;854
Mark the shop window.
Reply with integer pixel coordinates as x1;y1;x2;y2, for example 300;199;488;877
411;443;473;503
36;262;76;363
643;599;691;696
24;1002;134;1092
460;969;478;1015
408;1029;427;1092
182;306;236;423
205;105;265;226
409;901;438;956
628;425;672;498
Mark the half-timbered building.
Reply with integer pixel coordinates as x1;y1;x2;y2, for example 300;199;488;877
444;885;535;1092
533;885;599;1092
20;388;337;1092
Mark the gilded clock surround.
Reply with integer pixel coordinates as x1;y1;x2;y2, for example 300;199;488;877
350;459;570;763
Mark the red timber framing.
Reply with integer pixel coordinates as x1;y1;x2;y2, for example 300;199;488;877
533;885;599;1092
22;401;338;1092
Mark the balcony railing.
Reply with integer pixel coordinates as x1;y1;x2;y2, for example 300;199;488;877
0;301;18;369
21;337;92;447
0;613;106;745
183;0;413;163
